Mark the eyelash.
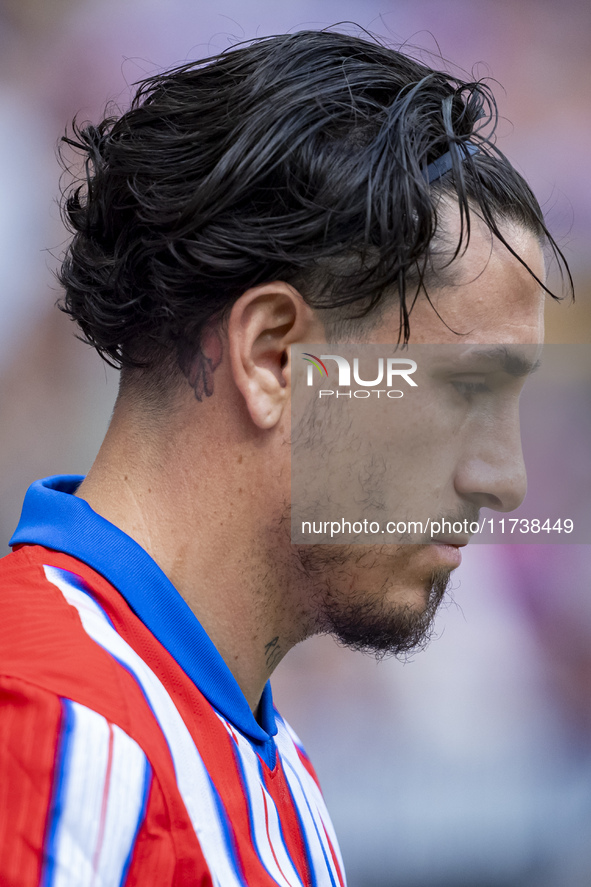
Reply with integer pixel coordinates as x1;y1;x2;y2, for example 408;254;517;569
452;380;490;398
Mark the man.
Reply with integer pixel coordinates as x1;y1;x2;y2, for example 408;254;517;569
0;29;568;886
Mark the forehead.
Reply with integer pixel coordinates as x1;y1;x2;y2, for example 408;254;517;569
372;209;546;346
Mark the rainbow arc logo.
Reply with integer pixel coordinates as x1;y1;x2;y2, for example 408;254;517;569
302;353;328;377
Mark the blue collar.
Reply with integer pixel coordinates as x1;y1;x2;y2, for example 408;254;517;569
10;475;277;755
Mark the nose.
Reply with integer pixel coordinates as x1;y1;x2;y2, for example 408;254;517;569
453;412;528;513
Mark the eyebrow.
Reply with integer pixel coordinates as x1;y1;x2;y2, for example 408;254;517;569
462;346;542;377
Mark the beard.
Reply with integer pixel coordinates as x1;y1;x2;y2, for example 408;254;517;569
320;567;451;658
294;542;452;659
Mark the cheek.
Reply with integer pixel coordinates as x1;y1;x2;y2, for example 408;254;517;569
338;545;425;588
378;401;460;513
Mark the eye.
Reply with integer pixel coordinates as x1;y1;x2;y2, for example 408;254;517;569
451;379;491;399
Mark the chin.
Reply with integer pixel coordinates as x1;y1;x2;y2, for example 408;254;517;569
289;537;453;658
319;566;453;659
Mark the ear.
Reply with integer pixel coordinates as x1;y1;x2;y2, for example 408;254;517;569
228;282;324;429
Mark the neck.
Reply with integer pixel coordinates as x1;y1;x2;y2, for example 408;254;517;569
76;393;302;713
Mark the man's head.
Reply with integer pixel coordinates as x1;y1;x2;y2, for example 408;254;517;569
59;30;570;660
59;29;565;380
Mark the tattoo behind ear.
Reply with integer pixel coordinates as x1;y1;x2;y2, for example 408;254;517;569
184;325;223;401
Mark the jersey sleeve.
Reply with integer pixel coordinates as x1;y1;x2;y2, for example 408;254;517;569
0;676;154;887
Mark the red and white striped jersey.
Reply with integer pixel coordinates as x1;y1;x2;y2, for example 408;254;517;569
0;476;346;887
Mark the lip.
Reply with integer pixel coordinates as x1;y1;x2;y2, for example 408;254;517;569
428;542;466;568
431;535;471;546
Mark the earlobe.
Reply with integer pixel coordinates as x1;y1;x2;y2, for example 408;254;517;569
227;282;322;430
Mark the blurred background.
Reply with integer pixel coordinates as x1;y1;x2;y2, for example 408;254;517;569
0;1;590;884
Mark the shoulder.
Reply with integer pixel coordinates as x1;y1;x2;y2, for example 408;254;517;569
0;546;167;749
1;548;129;717
0;548;208;883
0;673;205;886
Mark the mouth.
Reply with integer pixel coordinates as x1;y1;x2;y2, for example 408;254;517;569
428;540;468;568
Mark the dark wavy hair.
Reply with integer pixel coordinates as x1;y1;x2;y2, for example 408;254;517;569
58;28;571;380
